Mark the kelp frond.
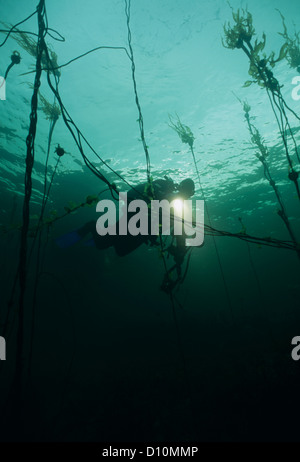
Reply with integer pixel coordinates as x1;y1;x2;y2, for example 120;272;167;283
222;8;255;50
168;114;195;148
39;93;61;122
277;10;300;72
1;23;61;78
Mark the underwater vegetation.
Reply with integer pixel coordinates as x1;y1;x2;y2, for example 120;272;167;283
1;23;61;78
168;115;236;317
168;115;195;149
277;10;300;73
0;0;300;442
168;115;200;195
223;9;288;82
39;92;61;122
237;98;299;254
2;50;21;80
223;7;300;201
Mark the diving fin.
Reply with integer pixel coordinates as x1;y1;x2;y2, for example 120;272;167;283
83;238;95;247
55;230;82;248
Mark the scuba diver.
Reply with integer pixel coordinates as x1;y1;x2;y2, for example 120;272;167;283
56;177;195;258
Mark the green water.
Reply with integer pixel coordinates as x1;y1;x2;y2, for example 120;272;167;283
0;0;300;442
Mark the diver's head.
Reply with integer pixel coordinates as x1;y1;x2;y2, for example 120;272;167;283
177;178;195;199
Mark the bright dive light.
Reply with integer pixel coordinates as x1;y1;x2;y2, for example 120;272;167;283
173;198;184;214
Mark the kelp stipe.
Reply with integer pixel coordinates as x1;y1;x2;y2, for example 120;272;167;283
1;22;62;79
3;50;21;80
169;115;235;322
239;99;299;258
223;7;300;200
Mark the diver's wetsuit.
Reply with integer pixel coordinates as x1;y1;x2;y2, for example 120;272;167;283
78;178;177;256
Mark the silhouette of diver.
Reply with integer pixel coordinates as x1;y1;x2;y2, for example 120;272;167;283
56;177;195;257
